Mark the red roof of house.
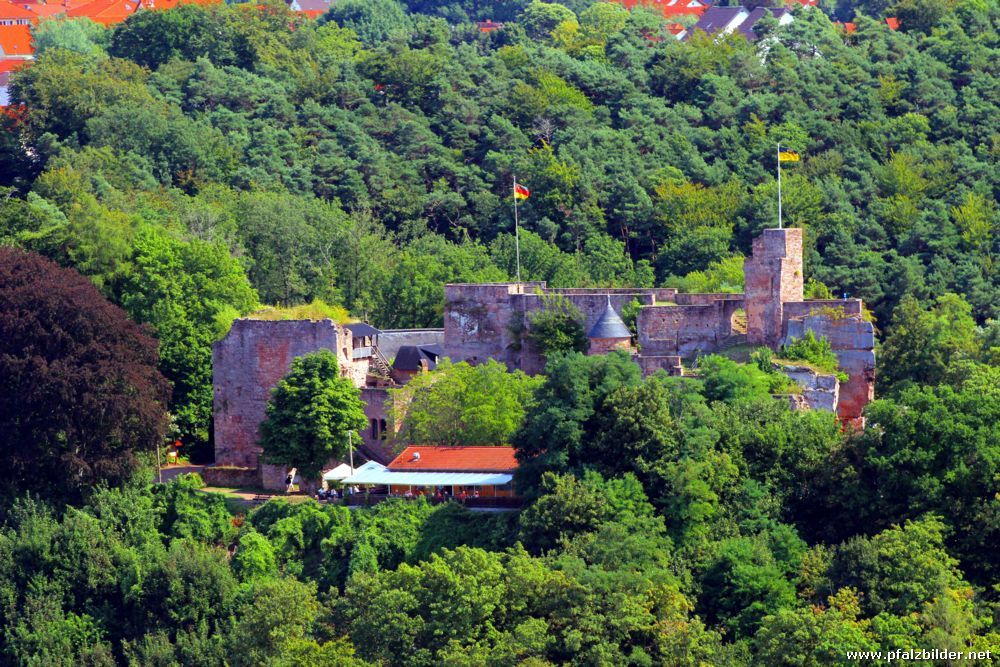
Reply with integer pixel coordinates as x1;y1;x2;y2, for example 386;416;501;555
885;16;900;30
0;2;36;20
67;0;138;25
0;57;26;73
0;24;32;56
26;3;70;17
149;0;221;9
615;0;707;18
388;446;518;473
477;19;503;33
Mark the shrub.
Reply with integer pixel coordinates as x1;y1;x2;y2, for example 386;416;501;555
781;331;843;379
527;293;588;356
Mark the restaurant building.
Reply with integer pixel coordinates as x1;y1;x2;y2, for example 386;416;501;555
342;446;519;504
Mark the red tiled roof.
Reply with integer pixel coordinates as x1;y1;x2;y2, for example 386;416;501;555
0;57;27;73
885;16;900;30
477;19;503;33
26;3;70;17
0;2;36;20
147;0;222;10
388;446;518;473
0;24;32;56
67;0;138;25
615;0;707;18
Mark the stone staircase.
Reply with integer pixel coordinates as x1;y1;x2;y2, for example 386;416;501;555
369;344;392;379
716;334;748;351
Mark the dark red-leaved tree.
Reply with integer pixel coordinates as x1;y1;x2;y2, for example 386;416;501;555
0;247;170;501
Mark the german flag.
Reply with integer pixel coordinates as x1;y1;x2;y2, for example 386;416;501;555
778;151;801;162
514;183;530;200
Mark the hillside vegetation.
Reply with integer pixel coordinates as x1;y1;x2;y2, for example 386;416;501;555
0;0;999;663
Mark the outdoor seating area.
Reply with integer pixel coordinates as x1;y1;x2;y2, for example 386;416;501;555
341;491;523;509
325;445;524;508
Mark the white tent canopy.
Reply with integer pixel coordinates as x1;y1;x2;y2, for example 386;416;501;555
322;463;357;482
341;461;512;487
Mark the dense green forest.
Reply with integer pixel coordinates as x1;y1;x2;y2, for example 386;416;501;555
1;0;999;662
2;0;998;452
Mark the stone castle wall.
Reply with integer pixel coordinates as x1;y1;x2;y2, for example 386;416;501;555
674;293;744;306
636;355;683;376
441;227;875;425
443;283;523;368
636;299;743;356
588;337;632;356
786;314;875;426
212;319;350;470
783;299;863;321
211;318;380;488
212;230;875;479
444;284;655;373
360;386;395;464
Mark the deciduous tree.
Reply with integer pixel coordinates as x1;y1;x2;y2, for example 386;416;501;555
259;351;367;489
0;248;170;502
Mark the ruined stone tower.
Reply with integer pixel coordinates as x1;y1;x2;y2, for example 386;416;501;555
744;228;804;347
213;320;346;464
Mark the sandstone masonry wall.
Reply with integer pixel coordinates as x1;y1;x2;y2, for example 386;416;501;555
779;364;840;413
636;355;683;376
588;337;631;355
212;319;354;471
360;386;395;464
786;314;875;426
783;299;863;321
745;228;804;346
636;299;743;357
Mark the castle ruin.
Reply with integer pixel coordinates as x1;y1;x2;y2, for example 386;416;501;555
211;227;875;490
443;228;875;424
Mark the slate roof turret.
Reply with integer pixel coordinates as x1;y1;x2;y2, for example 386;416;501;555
588;297;631;340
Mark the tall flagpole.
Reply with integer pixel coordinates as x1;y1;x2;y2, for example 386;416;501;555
513;173;522;284
776;143;783;230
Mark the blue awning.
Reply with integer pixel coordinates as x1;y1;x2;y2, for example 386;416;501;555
342;461;512;487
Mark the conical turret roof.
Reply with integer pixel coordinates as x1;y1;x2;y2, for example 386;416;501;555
588;296;631;339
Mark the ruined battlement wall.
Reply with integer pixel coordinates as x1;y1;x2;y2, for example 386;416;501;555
514;291;653;374
637;297;744;358
212;319;353;470
443;284;521;368
674;293;745;306
636;355;683;376
544;286;676;301
443;284;655;374
783;299;863;321
786;314;875;426
637;303;735;357
522;292;654;330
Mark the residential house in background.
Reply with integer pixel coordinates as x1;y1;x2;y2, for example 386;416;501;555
688;5;793;41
